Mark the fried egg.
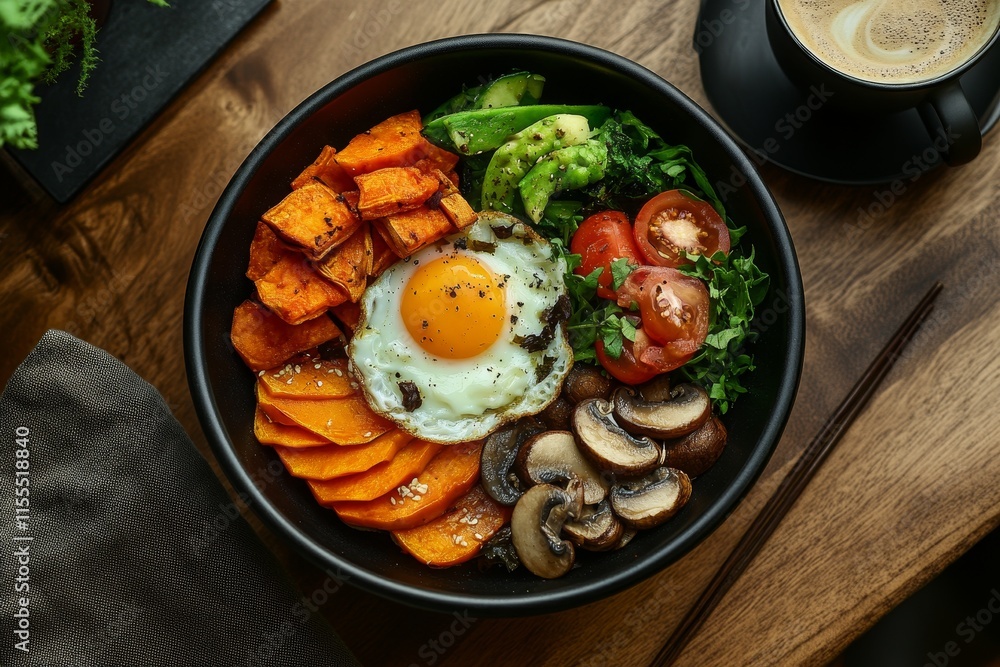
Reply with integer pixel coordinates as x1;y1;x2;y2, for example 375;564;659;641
349;212;573;443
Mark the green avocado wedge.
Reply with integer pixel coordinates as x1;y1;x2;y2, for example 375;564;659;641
423;105;611;155
519;140;609;223
481;114;593;214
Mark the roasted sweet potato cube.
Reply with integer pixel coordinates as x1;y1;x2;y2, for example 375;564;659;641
440;193;478;229
334;110;427;176
291;145;356;192
247;221;292;281
331;301;362;332
231;300;341;372
420;141;460;173
369;227;401;277
262;182;362;260
355;167;439;221
255;253;348;324
375;205;454;258
316;223;373;302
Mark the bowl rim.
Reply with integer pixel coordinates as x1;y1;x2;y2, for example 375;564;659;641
184;32;805;615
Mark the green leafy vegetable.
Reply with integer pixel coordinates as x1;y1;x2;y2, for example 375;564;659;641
583;111;726;217
676;244;769;413
0;0;168;150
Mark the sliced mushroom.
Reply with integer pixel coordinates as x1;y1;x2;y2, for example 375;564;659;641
517;431;609;504
610;467;692;529
510;481;584;578
480;417;545;506
563;364;614;404
612;383;711;439
638;374;672;402
662;416;728;477
573;398;661;475
563;499;624;552
539;395;574;430
615;526;638;550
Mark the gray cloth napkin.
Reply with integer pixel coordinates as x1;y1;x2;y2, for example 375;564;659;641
0;330;361;666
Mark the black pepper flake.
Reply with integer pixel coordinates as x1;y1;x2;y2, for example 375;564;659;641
421;320;429;329
535;355;557;383
491;225;514;239
510;315;518;324
399;381;422;411
454;237;468;250
478;290;485;298
448;289;457;298
467;238;497;253
426;191;444;209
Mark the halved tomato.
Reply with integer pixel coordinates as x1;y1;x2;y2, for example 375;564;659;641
595;337;659;385
616;266;709;372
571;211;643;300
633;190;730;267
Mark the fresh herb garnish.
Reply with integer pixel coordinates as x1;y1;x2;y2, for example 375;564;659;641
583;111;726;216
676;243;769;413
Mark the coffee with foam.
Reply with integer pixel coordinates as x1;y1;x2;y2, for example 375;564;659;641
777;0;1000;84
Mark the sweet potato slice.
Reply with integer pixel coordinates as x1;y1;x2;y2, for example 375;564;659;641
334;110;427;176
369;228;401;276
262;182;362;260
375;205;454;257
258;357;357;399
355;167;439;220
255;383;393;445
316;223;372;302
309;439;442;502
439;194;478;230
247;222;292;281
275;429;413;480
330;301;362;332
291;145;355;192
331;441;482;531
420;141;460;173
254;406;332;447
231;300;341;372
392;485;511;566
255;253;348;325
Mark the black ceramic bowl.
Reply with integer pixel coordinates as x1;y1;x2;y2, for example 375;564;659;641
184;34;804;616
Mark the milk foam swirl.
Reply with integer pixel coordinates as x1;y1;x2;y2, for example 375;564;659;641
778;0;1000;84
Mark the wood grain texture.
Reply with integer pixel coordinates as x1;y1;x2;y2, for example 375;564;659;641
2;1;999;666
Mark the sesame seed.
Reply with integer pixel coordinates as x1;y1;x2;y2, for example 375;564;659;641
326;419;332;427
317;381;323;387
286;378;294;385
314;363;322;369
474;533;483;540
411;495;421;501
390;497;397;505
468;518;479;525
258;370;265;377
294;365;301;373
364;431;372;438
327;369;335;374
335;369;343;377
411;478;419;486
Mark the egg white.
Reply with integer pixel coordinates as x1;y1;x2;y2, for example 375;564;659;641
349;213;573;443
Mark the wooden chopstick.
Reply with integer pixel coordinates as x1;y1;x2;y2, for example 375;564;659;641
650;281;944;667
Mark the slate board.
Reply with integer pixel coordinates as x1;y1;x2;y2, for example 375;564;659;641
5;0;272;203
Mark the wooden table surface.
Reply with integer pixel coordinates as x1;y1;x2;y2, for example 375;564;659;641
3;1;999;665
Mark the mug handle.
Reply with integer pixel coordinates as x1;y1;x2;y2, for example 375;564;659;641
918;82;982;167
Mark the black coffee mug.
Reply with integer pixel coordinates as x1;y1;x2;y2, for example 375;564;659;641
765;0;1000;166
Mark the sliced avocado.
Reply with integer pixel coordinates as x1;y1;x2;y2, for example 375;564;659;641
475;72;546;109
481;114;592;214
434;105;611;155
519;140;609;223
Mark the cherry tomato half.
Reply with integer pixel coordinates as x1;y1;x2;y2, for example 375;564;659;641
595;337;659;385
571;211;643;300
633;190;730;268
617;266;709;371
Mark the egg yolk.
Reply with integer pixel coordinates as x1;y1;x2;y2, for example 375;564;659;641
401;254;506;359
